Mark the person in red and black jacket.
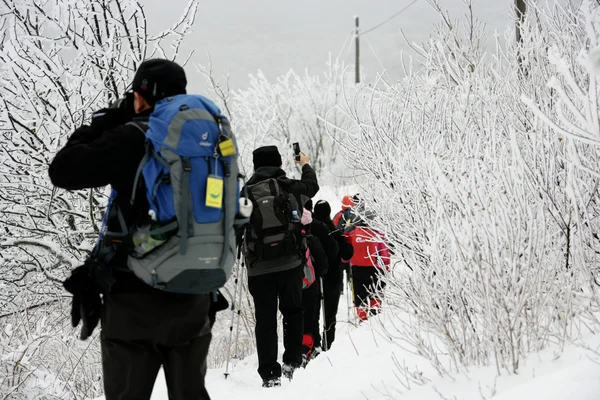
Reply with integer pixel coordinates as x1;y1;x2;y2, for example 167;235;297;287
345;210;391;321
49;59;214;400
331;195;357;292
332;195;355;229
313;200;354;349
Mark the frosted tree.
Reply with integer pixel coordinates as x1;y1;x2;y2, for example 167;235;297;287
0;0;198;397
328;0;600;381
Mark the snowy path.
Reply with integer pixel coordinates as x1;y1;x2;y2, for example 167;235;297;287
146;283;600;400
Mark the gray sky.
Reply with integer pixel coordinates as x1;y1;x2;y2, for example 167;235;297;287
141;0;515;92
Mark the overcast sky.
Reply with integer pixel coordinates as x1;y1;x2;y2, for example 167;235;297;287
140;0;515;92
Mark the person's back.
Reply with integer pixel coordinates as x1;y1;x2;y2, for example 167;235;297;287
313;200;354;349
348;226;390;269
346;216;390;321
49;59;216;400
299;203;332;364
243;153;318;276
241;145;319;387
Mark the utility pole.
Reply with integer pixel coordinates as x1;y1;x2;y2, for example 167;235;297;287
355;16;360;84
515;0;526;45
515;0;527;77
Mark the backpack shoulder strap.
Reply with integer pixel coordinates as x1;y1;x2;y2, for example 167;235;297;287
126;120;171;206
273;179;300;213
127;119;149;133
127;120;152;206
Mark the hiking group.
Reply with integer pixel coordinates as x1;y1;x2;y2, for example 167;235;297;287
48;59;391;398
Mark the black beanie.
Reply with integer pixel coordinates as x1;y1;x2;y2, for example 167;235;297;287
253;146;282;169
313;200;332;221
132;59;187;104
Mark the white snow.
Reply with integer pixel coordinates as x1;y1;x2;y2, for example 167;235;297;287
138;286;600;400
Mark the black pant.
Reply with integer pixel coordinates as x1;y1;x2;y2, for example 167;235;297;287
321;277;342;350
101;292;212;400
248;266;304;380
352;266;383;307
302;279;322;352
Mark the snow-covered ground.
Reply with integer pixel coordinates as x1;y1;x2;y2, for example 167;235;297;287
141;283;600;400
140;184;600;399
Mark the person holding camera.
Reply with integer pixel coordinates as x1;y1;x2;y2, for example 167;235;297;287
240;145;319;387
49;59;217;400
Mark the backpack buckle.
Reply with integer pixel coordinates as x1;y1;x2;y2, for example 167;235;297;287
182;157;192;172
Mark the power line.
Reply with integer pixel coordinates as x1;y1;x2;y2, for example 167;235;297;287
360;0;420;36
336;30;355;63
363;35;386;71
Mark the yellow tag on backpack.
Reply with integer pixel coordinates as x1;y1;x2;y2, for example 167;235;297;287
206;175;224;209
218;135;236;157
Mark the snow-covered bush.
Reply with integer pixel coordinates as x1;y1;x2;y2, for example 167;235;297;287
0;0;198;397
333;0;600;377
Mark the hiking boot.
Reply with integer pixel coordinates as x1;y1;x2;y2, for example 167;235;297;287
311;346;322;360
262;377;281;388
282;363;296;380
301;354;309;369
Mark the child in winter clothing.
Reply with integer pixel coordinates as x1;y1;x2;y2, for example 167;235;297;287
313;200;354;350
345;211;390;321
300;205;331;365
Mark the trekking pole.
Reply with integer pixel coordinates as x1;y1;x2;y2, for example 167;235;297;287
232;261;246;363
224;250;243;379
348;265;356;323
345;265;351;321
320;277;328;351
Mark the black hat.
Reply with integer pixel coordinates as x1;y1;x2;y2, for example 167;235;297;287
132;59;187;104
253;146;282;169
314;200;331;221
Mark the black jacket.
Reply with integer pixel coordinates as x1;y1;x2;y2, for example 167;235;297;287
49;109;154;293
309;219;338;276
240;165;319;276
313;215;354;285
305;234;329;277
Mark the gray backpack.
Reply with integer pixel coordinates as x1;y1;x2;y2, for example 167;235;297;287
245;178;302;262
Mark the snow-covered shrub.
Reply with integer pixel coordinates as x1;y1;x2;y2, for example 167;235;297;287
0;0;198;397
332;0;600;377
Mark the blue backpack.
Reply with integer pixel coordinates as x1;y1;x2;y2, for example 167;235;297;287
123;94;240;294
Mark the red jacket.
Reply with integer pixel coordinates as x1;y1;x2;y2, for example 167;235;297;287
346;227;391;271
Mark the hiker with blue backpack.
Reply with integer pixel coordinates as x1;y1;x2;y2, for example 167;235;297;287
49;59;242;400
240;145;319;387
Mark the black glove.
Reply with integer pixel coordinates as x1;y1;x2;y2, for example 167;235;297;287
63;262;102;340
90;107;132;133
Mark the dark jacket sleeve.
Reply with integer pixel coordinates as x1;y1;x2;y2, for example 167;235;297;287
48;108;136;190
334;231;354;262
49;127;116;190
49;127;146;192
286;164;319;199
308;235;329;277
